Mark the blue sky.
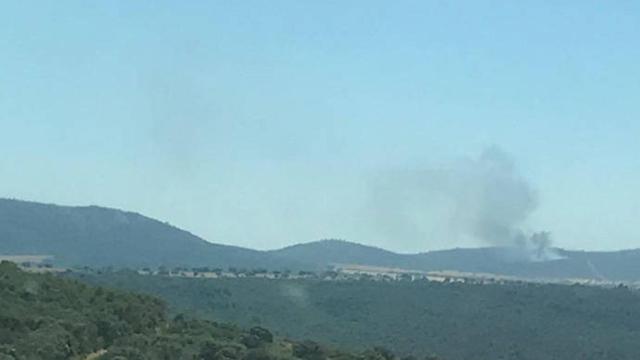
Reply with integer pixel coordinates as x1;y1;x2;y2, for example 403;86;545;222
1;1;639;252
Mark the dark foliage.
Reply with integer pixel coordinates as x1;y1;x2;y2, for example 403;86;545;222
0;262;418;360
77;271;640;360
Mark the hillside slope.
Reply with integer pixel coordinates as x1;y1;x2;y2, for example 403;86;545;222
2;198;639;280
406;247;640;281
78;270;640;360
0;199;297;269
270;239;407;269
273;240;640;281
0;261;422;360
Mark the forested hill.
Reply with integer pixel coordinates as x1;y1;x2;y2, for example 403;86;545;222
0;198;300;269
3;198;640;281
0;261;434;360
77;270;640;360
272;240;640;281
270;239;407;268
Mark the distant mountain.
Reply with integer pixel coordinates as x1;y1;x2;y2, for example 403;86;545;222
272;240;640;281
0;198;298;269
2;198;639;280
407;247;640;281
270;239;407;269
551;249;640;281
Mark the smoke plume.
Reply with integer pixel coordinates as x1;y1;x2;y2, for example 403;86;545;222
371;146;562;262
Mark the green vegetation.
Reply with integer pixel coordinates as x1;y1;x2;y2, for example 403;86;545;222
0;262;428;360
76;271;640;360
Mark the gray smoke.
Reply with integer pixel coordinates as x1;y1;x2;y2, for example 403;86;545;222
371;146;562;262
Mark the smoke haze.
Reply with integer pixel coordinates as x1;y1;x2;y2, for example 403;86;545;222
371;147;562;261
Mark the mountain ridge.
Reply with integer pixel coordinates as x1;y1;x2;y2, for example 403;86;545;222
2;198;640;280
0;198;300;269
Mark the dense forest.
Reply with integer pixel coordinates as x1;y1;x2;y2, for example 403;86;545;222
0;262;438;360
75;270;640;360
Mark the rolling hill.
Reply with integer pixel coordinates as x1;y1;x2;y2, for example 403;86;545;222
269;240;532;274
1;198;639;281
272;240;640;282
0;198;299;269
269;239;407;269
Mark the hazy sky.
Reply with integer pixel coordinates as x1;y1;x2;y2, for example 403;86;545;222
1;1;639;252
